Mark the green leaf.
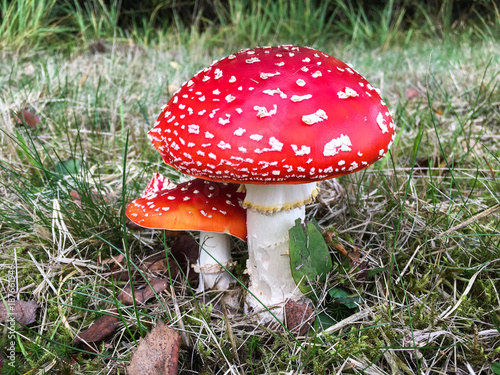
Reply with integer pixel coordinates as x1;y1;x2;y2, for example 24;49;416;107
289;218;333;296
54;158;81;176
492;362;500;375
329;287;361;309
366;267;387;279
315;312;337;331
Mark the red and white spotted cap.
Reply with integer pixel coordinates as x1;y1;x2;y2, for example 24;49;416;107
126;175;247;240
141;172;176;197
149;45;395;184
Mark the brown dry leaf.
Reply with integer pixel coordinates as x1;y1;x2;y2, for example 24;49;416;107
109;265;130;282
99;254;125;267
146;234;199;283
127;321;181;375
14;109;40;128
73;309;120;346
89;40;106;54
354;261;369;282
171;234;199;271
332;245;370;282
414;157;431;174
79;74;88;86
284;300;314;336
323;231;334;244
405;88;421;99
100;254;131;282
118;278;168;305
331;243;348;256
143;258;169;276
349;246;361;264
69;190;83;208
414;155;446;175
433;107;445;115
0;300;37;325
135;235;198;282
163;230;184;237
70;189;115;208
332;243;361;267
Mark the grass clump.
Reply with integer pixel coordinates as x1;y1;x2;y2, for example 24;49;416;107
0;0;67;51
1;0;500;51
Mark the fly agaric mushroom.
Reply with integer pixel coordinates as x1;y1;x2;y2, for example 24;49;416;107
148;46;395;320
126;173;246;291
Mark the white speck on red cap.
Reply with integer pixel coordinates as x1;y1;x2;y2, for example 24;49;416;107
377;112;389;133
260;72;280;79
246;57;260;64
254;104;277;118
250;134;263;141
188;124;200;134
214;69;223;79
302;109;328;125
291;94;312;102
324;135;352;157
291;145;311;156
263;88;287;98
337;87;359;99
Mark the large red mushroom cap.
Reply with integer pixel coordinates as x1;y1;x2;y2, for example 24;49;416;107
149;45;395;185
126;176;247;240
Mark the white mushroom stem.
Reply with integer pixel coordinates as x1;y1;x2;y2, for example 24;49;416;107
243;182;318;321
195;231;235;292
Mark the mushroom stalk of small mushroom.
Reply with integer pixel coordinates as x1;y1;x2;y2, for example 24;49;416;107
195;231;235;291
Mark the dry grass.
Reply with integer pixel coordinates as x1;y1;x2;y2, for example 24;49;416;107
0;37;499;374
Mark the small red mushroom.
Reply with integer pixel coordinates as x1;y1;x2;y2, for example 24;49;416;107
126;174;246;291
148;46;395;320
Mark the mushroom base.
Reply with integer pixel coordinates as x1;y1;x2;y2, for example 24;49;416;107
195;232;235;292
244;199;311;322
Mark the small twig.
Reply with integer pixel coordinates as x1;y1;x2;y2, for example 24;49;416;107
345;357;388;375
395;244;423;284
320;309;371;336
222;303;240;363
483;156;497;181
477;329;500;337
437;203;500;238
28;251;57;295
170;285;190;346
53;257;103;270
17;283;35;293
57;269;79;337
465;362;477;375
